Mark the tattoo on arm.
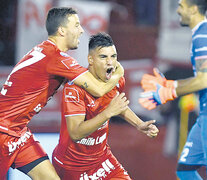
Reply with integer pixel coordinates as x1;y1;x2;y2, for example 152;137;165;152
81;82;88;89
196;59;207;72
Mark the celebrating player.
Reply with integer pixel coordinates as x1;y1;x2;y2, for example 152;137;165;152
0;7;124;180
52;32;159;180
139;0;207;179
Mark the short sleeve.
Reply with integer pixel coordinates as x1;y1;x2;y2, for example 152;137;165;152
193;32;207;60
117;77;125;93
62;84;86;116
47;56;88;81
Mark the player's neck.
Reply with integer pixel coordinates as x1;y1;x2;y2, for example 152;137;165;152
48;36;69;52
88;66;95;78
190;14;206;29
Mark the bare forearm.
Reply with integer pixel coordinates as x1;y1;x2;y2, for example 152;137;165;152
71;110;110;141
74;63;124;97
176;72;207;96
120;107;143;128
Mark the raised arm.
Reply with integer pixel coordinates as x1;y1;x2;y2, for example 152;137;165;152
119;107;159;138
73;62;124;97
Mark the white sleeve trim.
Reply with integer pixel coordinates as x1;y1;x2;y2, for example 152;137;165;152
65;113;86;117
71;70;89;83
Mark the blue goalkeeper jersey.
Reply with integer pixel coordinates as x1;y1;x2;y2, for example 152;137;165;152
191;20;207;114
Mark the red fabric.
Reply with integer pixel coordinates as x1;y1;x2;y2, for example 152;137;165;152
0;40;87;137
53;149;131;180
52;77;125;172
0;129;47;178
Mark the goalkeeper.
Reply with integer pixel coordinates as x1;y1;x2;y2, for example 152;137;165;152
139;0;207;179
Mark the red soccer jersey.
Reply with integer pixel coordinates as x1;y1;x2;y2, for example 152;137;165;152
53;77;125;171
0;40;88;137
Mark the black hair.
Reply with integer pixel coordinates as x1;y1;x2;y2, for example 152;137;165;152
46;7;77;36
89;32;114;51
188;0;207;15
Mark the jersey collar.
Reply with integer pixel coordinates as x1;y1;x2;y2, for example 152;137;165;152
192;19;207;35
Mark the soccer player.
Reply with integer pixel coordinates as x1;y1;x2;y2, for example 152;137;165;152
0;7;124;180
52;32;159;180
139;0;207;179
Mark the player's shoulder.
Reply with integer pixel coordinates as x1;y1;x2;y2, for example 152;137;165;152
64;81;85;95
40;40;74;60
194;21;207;37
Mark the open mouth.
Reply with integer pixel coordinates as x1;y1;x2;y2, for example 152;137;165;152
106;67;114;80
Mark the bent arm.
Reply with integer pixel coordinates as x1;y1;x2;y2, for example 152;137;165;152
67;93;129;141
176;58;207;96
119;107;159;137
66;112;110;141
119;107;143;128
73;62;124;97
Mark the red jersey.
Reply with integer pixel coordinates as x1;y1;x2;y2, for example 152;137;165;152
53;77;125;171
0;40;88;137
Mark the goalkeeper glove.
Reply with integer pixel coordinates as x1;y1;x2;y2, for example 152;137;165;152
141;68;176;91
139;83;177;110
138;97;157;110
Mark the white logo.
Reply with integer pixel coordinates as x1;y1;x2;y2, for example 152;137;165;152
76;133;106;146
70;60;79;67
87;100;95;107
8;131;32;155
65;87;79;102
79;159;115;180
66;92;76;99
34;104;42;113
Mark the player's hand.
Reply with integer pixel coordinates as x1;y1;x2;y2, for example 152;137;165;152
141;68;175;91
137;120;159;138
139;83;177;109
105;92;129;118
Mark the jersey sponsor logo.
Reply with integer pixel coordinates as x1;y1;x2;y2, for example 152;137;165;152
65;87;79;103
79;159;115;180
8;131;32;155
76;133;106;146
61;59;79;69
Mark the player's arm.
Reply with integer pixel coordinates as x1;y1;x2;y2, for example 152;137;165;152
74;62;124;97
175;58;207;96
67;93;129;141
119;107;159;138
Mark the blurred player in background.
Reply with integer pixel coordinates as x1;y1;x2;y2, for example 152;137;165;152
139;0;207;179
52;32;159;180
0;7;124;180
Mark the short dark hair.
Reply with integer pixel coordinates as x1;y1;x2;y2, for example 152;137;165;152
89;32;114;51
187;0;207;15
46;7;77;36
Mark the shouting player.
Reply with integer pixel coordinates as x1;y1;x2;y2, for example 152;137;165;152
52;32;159;180
0;7;123;180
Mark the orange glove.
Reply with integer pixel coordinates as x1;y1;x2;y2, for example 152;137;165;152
139;84;177;110
138;97;157;110
141;68;175;91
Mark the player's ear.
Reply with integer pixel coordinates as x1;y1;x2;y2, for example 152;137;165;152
58;26;65;36
88;55;93;65
190;4;198;15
